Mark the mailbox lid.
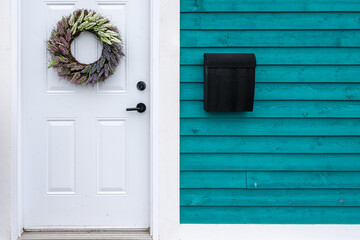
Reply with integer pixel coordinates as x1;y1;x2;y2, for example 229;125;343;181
204;53;256;68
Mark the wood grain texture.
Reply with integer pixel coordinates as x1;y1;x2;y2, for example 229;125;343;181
180;153;360;171
180;172;246;188
180;0;360;224
181;13;360;29
180;206;360;224
180;66;360;83
180;118;360;136
247;172;360;189
180;48;360;65
180;101;360;118
180;136;360;153
181;83;360;100
180;189;360;206
181;0;360;12
181;30;360;47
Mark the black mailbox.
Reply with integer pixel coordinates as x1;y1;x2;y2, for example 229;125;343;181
204;53;256;112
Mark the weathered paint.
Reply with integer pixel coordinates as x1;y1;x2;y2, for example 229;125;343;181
180;0;360;224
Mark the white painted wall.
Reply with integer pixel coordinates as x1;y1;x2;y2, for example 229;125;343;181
0;0;12;239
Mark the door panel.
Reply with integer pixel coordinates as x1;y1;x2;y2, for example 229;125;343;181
22;0;150;228
45;119;76;195
97;119;127;195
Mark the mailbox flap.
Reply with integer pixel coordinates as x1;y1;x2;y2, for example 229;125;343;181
204;53;256;68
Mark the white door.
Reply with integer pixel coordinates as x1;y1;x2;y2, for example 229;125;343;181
22;0;150;228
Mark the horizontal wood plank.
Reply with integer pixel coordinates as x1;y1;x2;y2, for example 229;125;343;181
181;83;360;100
180;136;360;153
180;189;360;206
180;153;360;171
180;48;360;65
181;13;360;29
180;101;360;118
180;171;247;188
180;66;360;83
180;206;360;224
181;30;360;47
180;118;360;135
181;0;360;12
247;172;360;189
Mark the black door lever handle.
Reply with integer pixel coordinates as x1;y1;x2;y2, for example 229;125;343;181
126;103;146;113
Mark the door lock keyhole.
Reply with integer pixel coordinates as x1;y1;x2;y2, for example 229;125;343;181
137;81;146;91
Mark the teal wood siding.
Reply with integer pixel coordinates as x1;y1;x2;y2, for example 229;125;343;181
180;0;360;224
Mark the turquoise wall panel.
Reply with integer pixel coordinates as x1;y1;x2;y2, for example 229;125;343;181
180;0;360;224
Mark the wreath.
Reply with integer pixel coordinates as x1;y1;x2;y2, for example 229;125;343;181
47;9;124;85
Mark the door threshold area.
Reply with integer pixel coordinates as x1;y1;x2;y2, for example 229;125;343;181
19;229;152;240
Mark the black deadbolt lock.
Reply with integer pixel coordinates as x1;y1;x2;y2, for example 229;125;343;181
137;81;146;91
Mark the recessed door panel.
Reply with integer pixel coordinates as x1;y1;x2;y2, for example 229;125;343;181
46;120;76;195
97;119;127;195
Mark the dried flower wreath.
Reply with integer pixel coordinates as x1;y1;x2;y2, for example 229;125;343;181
47;9;124;85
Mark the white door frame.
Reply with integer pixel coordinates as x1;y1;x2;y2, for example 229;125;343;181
11;0;180;239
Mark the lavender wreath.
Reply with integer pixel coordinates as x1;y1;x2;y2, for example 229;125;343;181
47;9;125;85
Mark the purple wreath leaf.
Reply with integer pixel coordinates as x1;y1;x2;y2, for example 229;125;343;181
81;65;91;74
112;43;120;49
107;61;113;72
70;72;81;83
91;73;99;86
62;16;69;30
64;63;77;68
71;65;84;71
76;76;87;84
58;69;71;76
49;44;58;53
104;65;109;77
90;64;97;74
96;60;102;73
104;51;110;62
59;37;69;48
110;55;118;67
51;33;60;42
98;69;104;80
59;45;69;56
66;29;71;42
55;56;68;63
103;43;111;52
114;50;122;58
57;21;65;35
85;74;95;85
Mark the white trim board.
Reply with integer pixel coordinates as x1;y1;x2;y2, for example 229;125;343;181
155;0;180;239
179;225;360;240
11;0;22;238
0;0;12;239
149;0;160;238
